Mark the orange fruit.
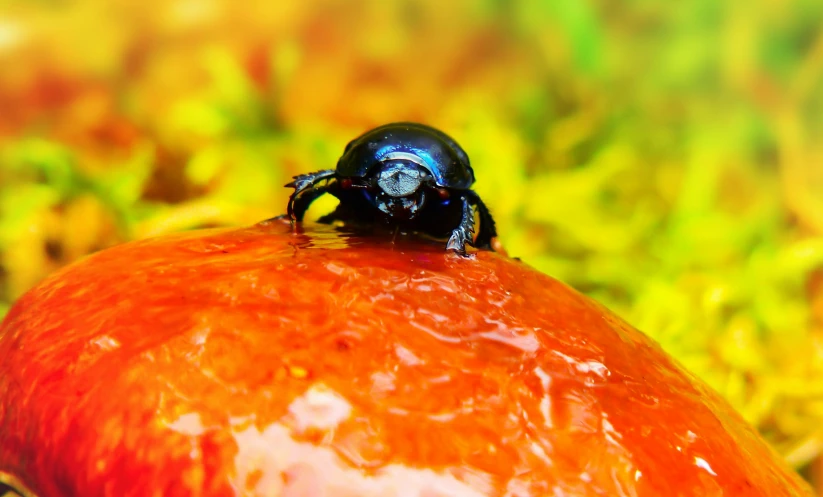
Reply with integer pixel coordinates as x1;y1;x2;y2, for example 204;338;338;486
0;221;812;496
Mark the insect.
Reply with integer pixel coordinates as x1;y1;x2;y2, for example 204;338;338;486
280;122;497;255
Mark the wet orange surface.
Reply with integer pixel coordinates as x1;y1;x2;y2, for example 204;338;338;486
0;221;813;496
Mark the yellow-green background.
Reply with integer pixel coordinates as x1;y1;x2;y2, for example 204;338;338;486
1;0;822;488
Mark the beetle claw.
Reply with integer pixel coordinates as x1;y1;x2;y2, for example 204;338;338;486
446;195;475;256
446;237;471;257
285;170;337;194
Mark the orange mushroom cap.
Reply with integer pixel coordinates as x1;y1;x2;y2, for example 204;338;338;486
0;221;812;496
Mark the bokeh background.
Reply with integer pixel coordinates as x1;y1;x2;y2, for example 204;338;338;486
1;0;822;489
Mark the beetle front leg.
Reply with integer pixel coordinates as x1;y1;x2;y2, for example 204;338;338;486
285;169;336;221
290;184;340;222
465;190;497;250
446;194;475;256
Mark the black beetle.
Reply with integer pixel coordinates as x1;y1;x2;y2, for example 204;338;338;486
279;122;497;255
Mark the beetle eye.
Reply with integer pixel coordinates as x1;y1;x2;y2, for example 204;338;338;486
340;178;353;189
436;188;450;200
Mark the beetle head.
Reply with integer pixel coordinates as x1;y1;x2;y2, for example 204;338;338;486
366;155;434;221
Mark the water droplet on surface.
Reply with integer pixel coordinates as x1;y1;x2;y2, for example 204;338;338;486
287;384;352;432
694;456;717;476
287;365;310;379
165;412;206;437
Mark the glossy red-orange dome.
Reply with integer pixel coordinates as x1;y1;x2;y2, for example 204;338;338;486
0;221;812;496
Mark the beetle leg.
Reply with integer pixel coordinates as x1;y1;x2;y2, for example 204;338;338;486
265;184;332;223
289;185;335;222
285;169;337;191
285;169;337;221
465;190;498;250
446;194;475;256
